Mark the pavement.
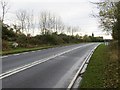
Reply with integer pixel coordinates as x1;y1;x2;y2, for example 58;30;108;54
1;43;99;88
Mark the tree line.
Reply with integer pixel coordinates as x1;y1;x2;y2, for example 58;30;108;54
1;22;104;50
0;0;104;50
0;0;79;36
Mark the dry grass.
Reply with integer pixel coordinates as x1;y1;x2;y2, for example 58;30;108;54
104;41;119;88
109;50;118;62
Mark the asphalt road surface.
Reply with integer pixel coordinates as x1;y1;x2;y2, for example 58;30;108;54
2;43;99;88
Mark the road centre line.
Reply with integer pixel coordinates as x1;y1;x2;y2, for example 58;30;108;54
0;44;91;79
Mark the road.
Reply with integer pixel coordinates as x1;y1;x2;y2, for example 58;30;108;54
2;43;99;88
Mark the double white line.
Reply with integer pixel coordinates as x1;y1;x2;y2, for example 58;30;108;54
0;44;90;80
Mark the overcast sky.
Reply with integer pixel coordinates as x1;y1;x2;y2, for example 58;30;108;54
1;0;112;39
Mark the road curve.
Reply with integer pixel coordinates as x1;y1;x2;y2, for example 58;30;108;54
2;43;99;88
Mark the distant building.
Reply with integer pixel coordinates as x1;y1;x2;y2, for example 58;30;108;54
92;33;94;37
96;36;103;40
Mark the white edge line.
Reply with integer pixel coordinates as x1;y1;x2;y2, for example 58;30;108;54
67;44;100;89
1;44;71;58
1;49;39;58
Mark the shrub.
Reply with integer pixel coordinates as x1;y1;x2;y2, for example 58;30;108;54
2;40;9;50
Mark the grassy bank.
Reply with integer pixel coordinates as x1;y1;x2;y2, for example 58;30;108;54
80;44;108;88
1;45;53;55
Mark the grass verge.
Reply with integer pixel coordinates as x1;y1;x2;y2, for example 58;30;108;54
1;43;78;55
1;45;54;55
80;44;108;88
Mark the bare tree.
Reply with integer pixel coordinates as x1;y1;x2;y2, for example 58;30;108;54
71;26;78;36
50;15;56;32
59;23;65;34
0;0;10;23
67;26;71;35
26;12;30;35
57;17;64;33
26;10;35;36
47;12;56;33
30;11;35;36
16;9;27;33
38;11;66;35
39;11;48;34
54;17;58;33
39;11;57;35
47;12;52;31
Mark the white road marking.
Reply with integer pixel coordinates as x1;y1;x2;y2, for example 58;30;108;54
13;54;20;56
0;44;92;79
31;51;36;52
0;56;8;58
67;44;100;89
1;46;57;58
22;52;29;54
1;44;82;58
2;51;31;58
